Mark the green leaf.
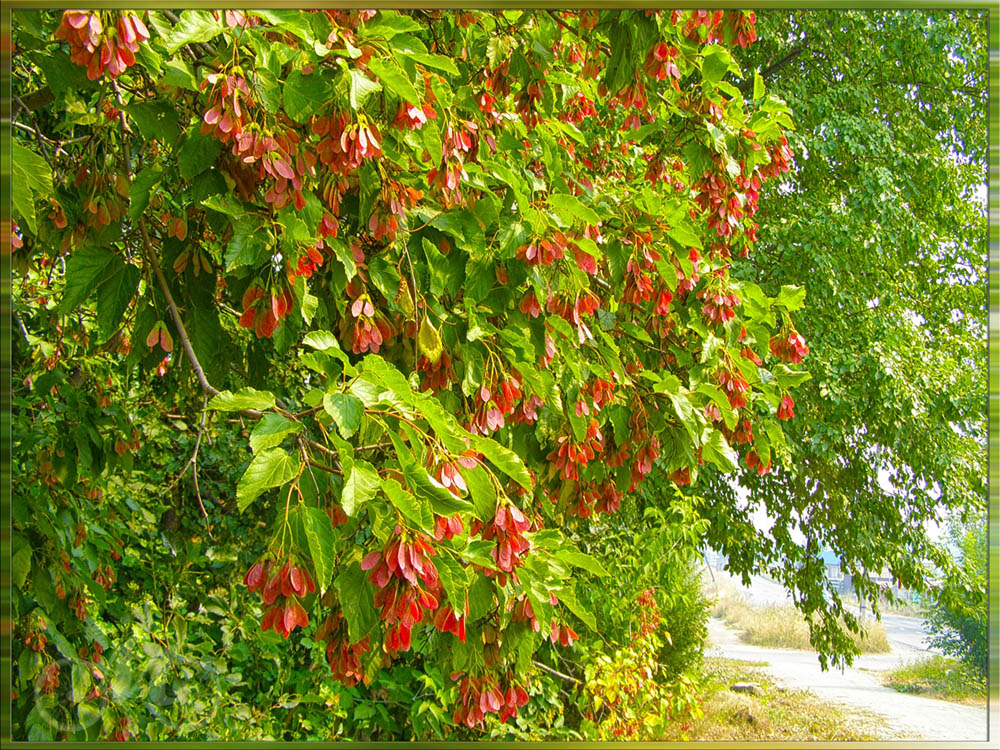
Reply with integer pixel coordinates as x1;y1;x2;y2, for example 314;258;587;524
696;383;737;430
126;100;180;143
323;392;364;439
669;389;701;445
335;560;377;642
161;58;199;90
13;141;52;197
60;247;117;313
473;436;533;491
549;193;600;226
418;318;444;364
775;284;807;311
435;554;471;610
404;462;474;517
753;71;765;100
702;430;739;473
224;215;271;269
283;70;331;123
667;218;704;250
772;364;812;389
177;127;223;180
349;69;382;110
553;548;609;578
303;330;342;351
71;662;91;704
360;11;424;38
129;166;162;221
367;58;420;107
159;10;224;54
12;545;31;589
301;505;336;590
382;478;433;532
207;388;276;412
398;50;460;76
467;575;495;620
12;174;37;233
249;414;302;453
236;448;299;512
702;44;737;85
95;263;140;336
12;142;52;226
342;460;380;516
461;463;497;521
556;585;597;631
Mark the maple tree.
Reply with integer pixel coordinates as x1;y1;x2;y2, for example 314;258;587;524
12;8;831;740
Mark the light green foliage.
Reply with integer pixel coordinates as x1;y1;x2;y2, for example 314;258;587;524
701;9;988;668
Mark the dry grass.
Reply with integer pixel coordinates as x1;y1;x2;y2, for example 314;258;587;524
841;592;921;618
658;657;892;741
881;655;987;706
707;575;891;653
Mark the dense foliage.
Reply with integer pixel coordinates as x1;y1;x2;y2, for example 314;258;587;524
707;9;988;665
923;511;988;683
9;7;986;740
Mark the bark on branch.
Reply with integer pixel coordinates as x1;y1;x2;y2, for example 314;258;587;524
740;42;809;94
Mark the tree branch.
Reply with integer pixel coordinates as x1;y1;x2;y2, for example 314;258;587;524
740;41;809;94
532;660;582;684
111;80;221;399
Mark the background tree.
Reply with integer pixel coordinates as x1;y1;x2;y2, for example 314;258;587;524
701;9;988;665
922;510;988;684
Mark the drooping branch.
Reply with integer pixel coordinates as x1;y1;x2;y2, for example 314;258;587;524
111;80;222;400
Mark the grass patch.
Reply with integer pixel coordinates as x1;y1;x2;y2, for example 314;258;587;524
708;576;891;653
841;592;921;618
881;655;986;705
658;657;891;741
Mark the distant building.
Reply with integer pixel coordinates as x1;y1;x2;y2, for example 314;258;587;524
820;548;844;584
820;547;914;602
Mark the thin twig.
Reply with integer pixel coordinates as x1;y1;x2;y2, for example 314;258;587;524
191;396;213;537
401;241;421;367
532;660;582;684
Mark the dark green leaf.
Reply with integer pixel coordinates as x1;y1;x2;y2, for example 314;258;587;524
702;430;739;473
553;548;609;578
126;100;180;143
461;463;497;521
12;545;31;589
335;560;377;642
95;263;140;336
349;69;382;109
473;435;532;491
283;69;331;122
60;247;117;313
177;127;223;181
301;505;336;590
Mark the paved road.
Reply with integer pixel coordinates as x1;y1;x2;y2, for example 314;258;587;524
707;617;989;742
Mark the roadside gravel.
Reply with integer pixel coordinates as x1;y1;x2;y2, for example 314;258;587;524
706;617;988;742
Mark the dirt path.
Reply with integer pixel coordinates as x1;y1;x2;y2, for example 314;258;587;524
707;617;988;742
